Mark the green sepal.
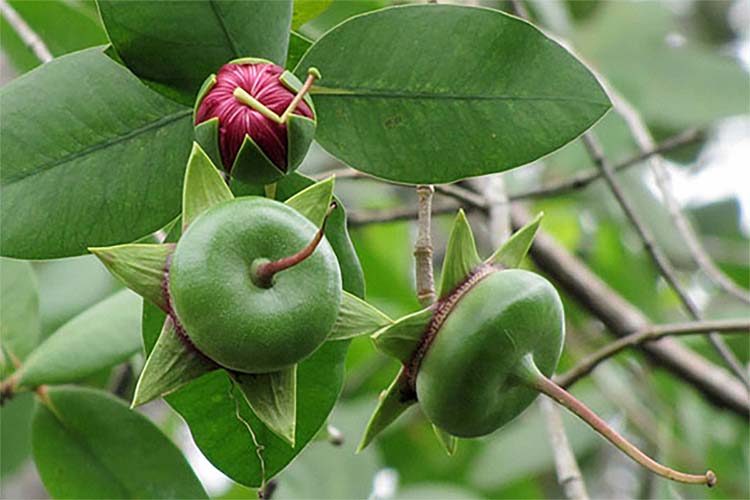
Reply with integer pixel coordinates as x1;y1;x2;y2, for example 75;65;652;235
486;212;544;268
280;70;316;111
88;243;175;312
131;317;218;407
194;118;224;173
438;209;481;298
286;114;316;173
230;365;298;447
358;369;416;452
182;142;234;230
372;307;433;363
432;424;458;456
328;291;392;341
284;176;334;226
229;56;275;66
193;74;217;120
231;133;287;185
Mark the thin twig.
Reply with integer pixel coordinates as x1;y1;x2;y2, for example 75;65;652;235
0;0;53;63
471;175;511;245
508;0;531;20
557;319;750;388
539;398;590;499
609;91;749;305
581;132;750;390
414;185;436;307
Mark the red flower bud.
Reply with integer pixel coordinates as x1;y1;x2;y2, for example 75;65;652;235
195;62;314;172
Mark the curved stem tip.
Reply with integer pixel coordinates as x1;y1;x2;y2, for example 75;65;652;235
253;202;337;288
517;355;716;487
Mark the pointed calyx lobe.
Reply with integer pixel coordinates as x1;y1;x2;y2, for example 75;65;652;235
195;62;314;172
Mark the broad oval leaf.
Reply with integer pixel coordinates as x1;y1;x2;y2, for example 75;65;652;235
14;290;142;389
0;46;193;259
296;5;611;183
0;258;40;367
32;386;207;499
98;0;294;104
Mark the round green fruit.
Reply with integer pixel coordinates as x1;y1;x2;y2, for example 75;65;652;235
416;269;564;437
168;197;342;373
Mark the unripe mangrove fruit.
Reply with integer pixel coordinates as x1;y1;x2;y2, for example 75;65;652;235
168;197;341;373
367;212;716;487
194;59;319;184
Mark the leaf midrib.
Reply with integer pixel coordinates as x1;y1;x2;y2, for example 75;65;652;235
1;109;191;187
310;86;609;106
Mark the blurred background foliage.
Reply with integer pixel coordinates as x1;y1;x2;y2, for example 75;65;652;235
1;0;748;499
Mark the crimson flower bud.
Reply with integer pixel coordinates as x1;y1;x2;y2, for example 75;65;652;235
194;60;318;184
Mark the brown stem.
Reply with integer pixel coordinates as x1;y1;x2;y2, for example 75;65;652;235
517;356;716;487
253;202;336;287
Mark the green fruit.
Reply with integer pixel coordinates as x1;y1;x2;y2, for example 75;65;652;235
416;269;564;437
168;196;342;373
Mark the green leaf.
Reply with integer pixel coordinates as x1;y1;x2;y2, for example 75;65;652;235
98;0;294;104
372;307;433;363
487;212;543;268
231;365;298;447
286;31;313;70
182;142;234;229
132;317;218;407
358;369;416;452
32;386;207;499
296;4;610;183
438;210;481;298
329;291;392;340
0;46;193;259
89;243;175;312
0;259;40;366
14;290;141;389
1;392;34;478
284;176;334;226
292;0;331;29
432;424;458;456
0;0;107;73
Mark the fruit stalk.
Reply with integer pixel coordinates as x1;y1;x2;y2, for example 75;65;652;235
253;202;337;287
516;355;716;487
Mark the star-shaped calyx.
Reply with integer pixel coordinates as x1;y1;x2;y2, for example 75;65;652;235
90;143;391;446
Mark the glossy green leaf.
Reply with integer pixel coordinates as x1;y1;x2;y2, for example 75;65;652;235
296;4;610;183
358;369;416;452
14;290;141;389
132;316;218;407
487;212;543;268
432;424;458;456
32;386;207;499
232;366;298;446
89;243;175;312
182;142;234;229
329;291;393;340
438;210;481;298
292;0;331;29
98;0;294;104
284;176;334;226
0;259;40;366
372;307;432;363
0;0;107;73
0;47;193;259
